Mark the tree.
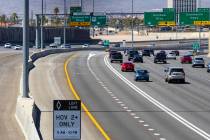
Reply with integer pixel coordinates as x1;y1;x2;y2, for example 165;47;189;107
54;7;60;15
10;12;18;24
0;14;7;26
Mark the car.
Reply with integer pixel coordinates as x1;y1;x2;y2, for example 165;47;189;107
167;52;176;60
133;55;143;63
186;50;194;56
142;49;151;57
127;50;139;61
154;53;167;63
49;43;58;48
13;45;22;50
207;63;210;73
61;44;71;48
134;69;149;82
165;67;185;83
109;50;117;58
121;62;135;72
110;52;123;63
114;43;121;47
171;50;179;56
181;55;192;64
159;50;166;55
192;57;205;68
82;44;89;48
4;43;12;48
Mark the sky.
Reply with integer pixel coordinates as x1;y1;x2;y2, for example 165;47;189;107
0;0;209;16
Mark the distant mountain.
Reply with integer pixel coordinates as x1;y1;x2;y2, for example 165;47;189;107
0;0;209;16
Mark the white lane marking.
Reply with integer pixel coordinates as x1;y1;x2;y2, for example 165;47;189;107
117;101;122;104
139;120;145;123
144;124;149;127
123;107;128;109
148;128;155;131
160;138;166;140
154;133;160;136
112;97;117;99
134;116;140;119
115;98;119;101
104;55;210;140
130;113;136;116
127;110;132;112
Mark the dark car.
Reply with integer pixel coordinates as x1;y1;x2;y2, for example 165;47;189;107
109;50;117;58
142;49;151;57
133;55;143;63
134;69;149;82
207;63;210;73
110;52;123;63
154;53;167;63
171;50;179;56
128;50;139;61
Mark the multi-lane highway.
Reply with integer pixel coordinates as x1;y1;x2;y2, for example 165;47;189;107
65;51;210;140
0;51;24;140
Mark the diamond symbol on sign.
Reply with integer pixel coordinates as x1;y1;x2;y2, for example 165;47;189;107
56;101;61;110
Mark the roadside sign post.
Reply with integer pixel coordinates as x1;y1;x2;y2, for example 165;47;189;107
208;31;210;57
53;100;81;140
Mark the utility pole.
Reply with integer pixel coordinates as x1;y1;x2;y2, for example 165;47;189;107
23;0;29;97
41;0;44;51
92;0;95;37
131;0;134;48
64;0;67;46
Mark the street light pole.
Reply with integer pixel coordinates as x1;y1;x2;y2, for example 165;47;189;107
23;0;29;97
131;0;134;48
64;0;67;46
41;0;44;51
92;0;95;37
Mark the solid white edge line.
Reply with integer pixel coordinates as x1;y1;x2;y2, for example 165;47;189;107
104;55;210;140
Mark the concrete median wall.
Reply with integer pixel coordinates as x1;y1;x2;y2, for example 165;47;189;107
0;27;90;44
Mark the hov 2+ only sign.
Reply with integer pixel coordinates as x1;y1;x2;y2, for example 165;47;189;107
53;100;81;140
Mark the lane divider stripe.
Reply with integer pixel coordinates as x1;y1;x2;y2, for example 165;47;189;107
64;54;111;140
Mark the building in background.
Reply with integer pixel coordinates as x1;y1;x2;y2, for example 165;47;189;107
167;0;201;23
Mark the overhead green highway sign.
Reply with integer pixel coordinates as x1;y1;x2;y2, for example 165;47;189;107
163;8;175;13
70;7;82;15
179;12;210;26
69;15;91;27
91;16;107;27
198;8;210;13
144;12;176;26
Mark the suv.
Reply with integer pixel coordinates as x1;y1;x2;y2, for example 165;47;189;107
142;49;151;57
110;52;123;63
165;67;185;83
192;57;205;68
128;50;139;61
154;53;167;63
133;55;143;63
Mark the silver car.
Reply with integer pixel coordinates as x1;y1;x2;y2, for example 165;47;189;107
192;57;205;68
165;67;185;83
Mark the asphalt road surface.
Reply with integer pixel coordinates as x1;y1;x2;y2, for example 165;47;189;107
66;51;210;140
0;52;25;140
29;53;103;140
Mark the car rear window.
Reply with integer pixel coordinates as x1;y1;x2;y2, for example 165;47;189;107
195;58;203;60
170;68;184;73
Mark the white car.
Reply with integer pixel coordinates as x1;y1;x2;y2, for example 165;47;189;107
166;52;176;60
61;44;71;48
4;43;12;48
82;44;89;48
49;43;58;48
14;45;22;50
165;67;185;83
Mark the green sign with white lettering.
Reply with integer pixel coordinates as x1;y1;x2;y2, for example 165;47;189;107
198;8;210;13
179;12;210;26
70;7;82;15
163;8;175;13
144;12;176;26
91;16;107;27
192;42;200;50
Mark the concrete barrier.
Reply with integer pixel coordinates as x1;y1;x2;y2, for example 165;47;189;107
15;97;41;140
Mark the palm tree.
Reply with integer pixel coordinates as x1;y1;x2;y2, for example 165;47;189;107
54;7;59;15
10;12;18;24
0;14;7;26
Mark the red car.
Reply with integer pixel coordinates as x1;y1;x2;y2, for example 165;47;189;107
121;62;135;72
181;55;192;64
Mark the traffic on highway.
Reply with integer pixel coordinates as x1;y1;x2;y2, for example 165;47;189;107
1;0;210;140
